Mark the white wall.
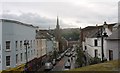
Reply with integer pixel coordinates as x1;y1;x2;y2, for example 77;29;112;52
36;39;42;58
106;40;119;60
0;20;2;70
41;39;47;56
2;21;36;70
46;40;54;55
85;38;102;59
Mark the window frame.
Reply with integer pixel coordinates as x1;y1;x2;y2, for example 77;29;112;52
6;41;11;51
16;54;18;64
94;39;98;46
20;41;22;49
6;56;10;67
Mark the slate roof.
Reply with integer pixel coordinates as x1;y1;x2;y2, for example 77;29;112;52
36;30;53;40
106;27;120;40
86;24;116;38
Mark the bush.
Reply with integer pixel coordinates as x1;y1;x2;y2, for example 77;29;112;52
90;57;101;65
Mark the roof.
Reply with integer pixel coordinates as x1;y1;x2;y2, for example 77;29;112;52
36;30;53;40
106;28;120;40
86;23;116;38
81;26;99;39
0;19;38;28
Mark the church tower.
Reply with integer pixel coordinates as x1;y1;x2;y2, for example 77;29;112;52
55;16;61;41
55;16;62;52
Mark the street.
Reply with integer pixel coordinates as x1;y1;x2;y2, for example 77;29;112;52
51;50;76;71
51;55;76;71
37;47;77;71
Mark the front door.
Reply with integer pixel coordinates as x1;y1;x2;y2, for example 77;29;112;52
109;50;113;60
94;49;98;57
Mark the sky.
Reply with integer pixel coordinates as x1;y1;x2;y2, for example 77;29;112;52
0;0;119;29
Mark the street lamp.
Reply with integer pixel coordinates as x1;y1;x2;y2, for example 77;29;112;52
97;22;108;62
24;40;29;71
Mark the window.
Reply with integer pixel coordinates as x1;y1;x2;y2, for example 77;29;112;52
21;53;23;62
31;40;32;48
6;41;10;50
24;52;26;60
34;49;35;55
16;54;18;64
15;41;18;50
94;39;98;46
94;49;98;57
34;40;35;47
37;50;38;56
20;41;22;49
85;46;87;50
31;50;33;56
37;40;38;46
6;56;10;66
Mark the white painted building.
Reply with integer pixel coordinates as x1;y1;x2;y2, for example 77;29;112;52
105;25;120;61
46;38;54;55
84;38;102;59
0;19;37;70
36;38;47;58
83;23;115;60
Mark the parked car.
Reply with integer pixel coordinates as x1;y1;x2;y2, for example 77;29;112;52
65;52;71;57
68;57;72;62
52;59;56;66
56;56;61;61
61;53;64;58
44;62;53;71
72;53;76;57
64;60;71;69
72;48;75;52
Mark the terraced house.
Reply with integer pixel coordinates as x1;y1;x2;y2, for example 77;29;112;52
0;19;38;71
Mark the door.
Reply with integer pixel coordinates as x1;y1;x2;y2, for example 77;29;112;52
109;50;113;60
94;49;98;57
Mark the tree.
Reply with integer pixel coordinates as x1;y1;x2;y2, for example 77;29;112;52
76;47;84;67
53;50;58;59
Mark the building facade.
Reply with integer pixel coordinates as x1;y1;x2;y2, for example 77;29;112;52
82;22;115;60
0;19;37;70
105;25;120;61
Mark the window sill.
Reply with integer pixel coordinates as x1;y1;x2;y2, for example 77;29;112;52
6;66;11;69
5;49;11;52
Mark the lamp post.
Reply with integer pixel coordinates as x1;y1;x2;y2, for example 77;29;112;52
24;40;29;71
97;22;108;62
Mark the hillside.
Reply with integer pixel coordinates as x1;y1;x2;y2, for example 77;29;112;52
70;60;119;71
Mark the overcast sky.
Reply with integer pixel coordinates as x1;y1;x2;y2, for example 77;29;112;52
0;0;119;29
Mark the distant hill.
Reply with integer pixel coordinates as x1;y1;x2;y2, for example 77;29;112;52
38;28;80;41
61;28;80;41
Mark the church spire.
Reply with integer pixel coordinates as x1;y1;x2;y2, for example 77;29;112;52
56;16;60;29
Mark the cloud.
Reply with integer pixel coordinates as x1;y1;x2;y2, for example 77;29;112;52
1;12;76;29
1;0;118;28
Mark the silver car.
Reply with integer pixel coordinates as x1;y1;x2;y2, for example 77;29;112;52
52;59;56;66
44;62;53;70
64;60;71;69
